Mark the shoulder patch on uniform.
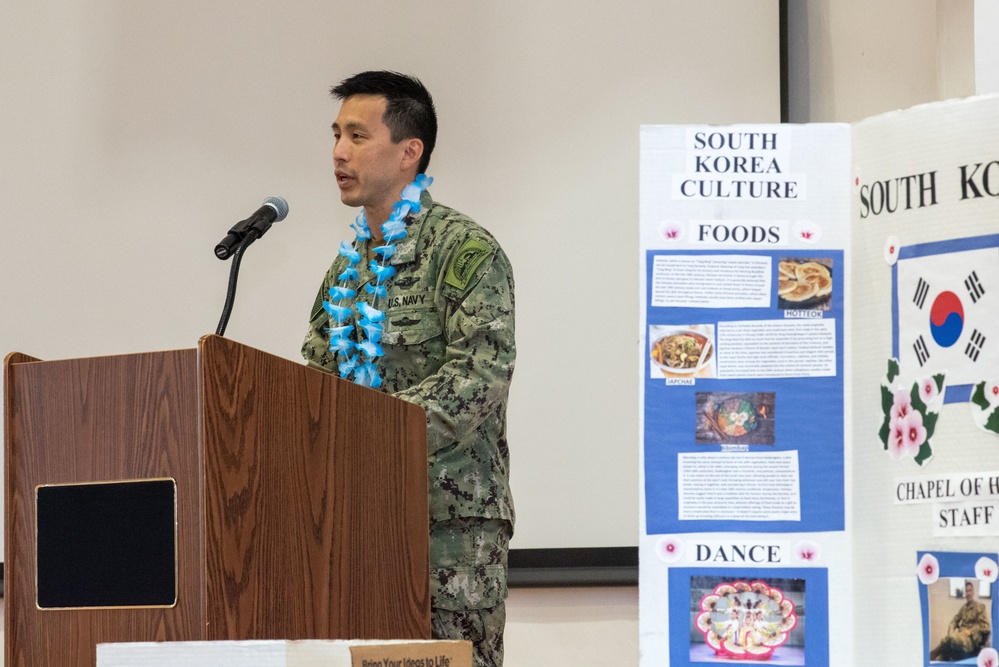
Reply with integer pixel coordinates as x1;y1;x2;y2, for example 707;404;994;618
444;238;494;290
309;286;325;321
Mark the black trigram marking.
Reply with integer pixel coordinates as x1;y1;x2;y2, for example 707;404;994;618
966;271;985;303
965;328;986;362
913;277;930;309
914;335;930;366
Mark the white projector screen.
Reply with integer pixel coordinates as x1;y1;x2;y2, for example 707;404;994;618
0;0;780;551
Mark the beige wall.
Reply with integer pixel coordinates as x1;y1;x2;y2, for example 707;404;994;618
0;0;780;562
506;587;638;666
788;0;975;122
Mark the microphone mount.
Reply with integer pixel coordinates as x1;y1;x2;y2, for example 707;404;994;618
214;196;288;336
215;196;289;261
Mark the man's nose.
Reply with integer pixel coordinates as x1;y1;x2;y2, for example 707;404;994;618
333;140;348;163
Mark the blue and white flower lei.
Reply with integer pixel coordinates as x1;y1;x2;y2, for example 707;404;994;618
322;174;434;388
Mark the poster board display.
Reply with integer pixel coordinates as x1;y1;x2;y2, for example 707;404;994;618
639;95;999;666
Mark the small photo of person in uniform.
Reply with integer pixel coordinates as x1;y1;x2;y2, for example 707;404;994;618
928;578;992;663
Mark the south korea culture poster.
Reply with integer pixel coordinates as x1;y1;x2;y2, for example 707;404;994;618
851;94;999;667
638;123;850;667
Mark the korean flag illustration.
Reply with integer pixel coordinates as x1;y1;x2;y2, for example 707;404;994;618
894;235;999;400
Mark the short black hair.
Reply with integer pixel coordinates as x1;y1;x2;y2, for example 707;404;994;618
331;71;437;174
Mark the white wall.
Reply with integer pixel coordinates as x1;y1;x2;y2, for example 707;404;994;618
975;0;999;93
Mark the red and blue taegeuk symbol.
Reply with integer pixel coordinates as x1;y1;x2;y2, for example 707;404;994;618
929;291;964;347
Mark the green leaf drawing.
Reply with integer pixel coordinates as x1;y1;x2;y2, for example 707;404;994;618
922;410;939;440
971;382;991;411
914;440;933;466
887;358;900;384
986;408;999;434
910;383;927;414
881;384;895;414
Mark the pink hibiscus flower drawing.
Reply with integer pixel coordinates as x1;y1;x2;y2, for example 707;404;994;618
917;553;939;586
879;359;943;465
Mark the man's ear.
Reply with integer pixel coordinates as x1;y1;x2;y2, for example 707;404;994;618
400;138;424;173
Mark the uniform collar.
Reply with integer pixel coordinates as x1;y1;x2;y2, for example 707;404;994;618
389;190;433;265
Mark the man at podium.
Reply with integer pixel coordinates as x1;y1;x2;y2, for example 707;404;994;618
301;71;516;667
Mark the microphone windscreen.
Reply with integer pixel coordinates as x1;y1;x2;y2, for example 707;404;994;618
263;196;289;221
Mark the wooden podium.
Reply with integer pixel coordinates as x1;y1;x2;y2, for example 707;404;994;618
3;335;431;667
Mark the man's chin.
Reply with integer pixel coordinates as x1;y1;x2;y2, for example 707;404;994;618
339;191;363;208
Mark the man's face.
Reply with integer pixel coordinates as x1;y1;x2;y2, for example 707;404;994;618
332;94;412;219
966;582;975;602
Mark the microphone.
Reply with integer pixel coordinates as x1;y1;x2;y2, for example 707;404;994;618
215;196;289;260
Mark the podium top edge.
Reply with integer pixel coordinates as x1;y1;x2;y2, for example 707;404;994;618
5;351;43;365
4;348;200;366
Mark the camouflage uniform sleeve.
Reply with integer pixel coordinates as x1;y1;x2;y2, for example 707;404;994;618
970;603;990;646
301;262;339;371
393;235;516;453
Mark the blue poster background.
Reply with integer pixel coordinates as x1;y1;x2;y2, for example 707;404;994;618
644;248;845;534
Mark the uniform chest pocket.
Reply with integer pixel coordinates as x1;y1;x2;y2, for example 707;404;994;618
382;305;444;346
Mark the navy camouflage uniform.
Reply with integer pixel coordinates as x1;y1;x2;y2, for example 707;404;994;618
929;599;990;661
302;191;515;666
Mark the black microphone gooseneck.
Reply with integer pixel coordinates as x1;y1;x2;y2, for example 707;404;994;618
215;196;289;260
214;196;289;337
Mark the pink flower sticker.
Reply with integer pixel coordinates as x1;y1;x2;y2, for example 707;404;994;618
890;389;913;422
918;377;940;406
887;418;909;461
917;553;939;585
900;412;927;453
656;536;684;564
792;220;821;244
793;540;820;563
888;410;925;461
659;221;685;242
979;647;999;667
975;556;999;583
884;235;900;266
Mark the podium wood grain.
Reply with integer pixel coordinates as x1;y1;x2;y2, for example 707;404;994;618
4;337;430;667
198;335;430;640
